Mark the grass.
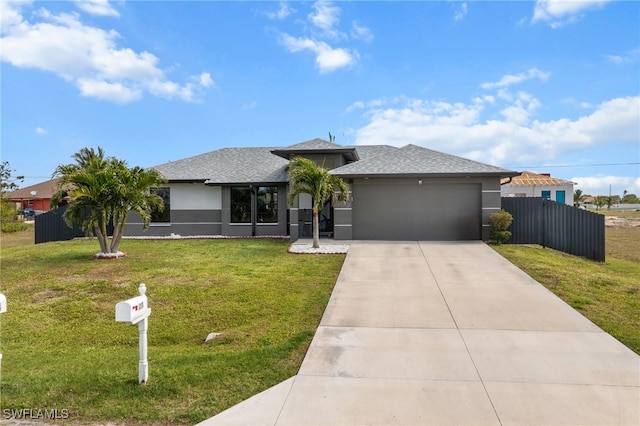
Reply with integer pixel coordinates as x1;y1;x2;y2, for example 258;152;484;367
0;229;344;424
0;223;34;248
492;226;640;354
588;209;640;218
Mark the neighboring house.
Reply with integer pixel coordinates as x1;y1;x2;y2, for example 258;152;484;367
3;178;63;214
126;138;518;241
501;171;575;206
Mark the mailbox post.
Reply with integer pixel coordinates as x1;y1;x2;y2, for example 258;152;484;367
115;284;150;384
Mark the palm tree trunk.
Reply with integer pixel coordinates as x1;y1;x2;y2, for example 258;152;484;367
110;216;126;253
312;208;320;248
96;211;112;253
94;224;109;253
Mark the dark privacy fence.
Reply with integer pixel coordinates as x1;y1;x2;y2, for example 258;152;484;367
35;205;113;244
501;197;605;262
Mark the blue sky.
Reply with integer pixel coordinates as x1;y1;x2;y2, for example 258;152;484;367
2;0;639;197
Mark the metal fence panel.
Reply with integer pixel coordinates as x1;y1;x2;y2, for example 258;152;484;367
34;206;114;244
35;205;84;244
501;197;605;262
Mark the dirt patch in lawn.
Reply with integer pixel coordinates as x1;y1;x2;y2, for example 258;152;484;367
605;216;640;227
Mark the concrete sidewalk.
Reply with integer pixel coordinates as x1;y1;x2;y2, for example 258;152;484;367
198;241;640;425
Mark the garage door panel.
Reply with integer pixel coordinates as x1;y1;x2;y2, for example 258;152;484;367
352;183;481;240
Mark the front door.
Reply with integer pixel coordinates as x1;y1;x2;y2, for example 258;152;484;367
318;200;334;236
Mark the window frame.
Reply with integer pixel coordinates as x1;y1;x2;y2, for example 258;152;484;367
256;186;278;224
150;186;171;223
230;186;252;224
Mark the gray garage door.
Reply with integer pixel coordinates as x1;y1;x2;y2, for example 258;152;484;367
352;182;481;240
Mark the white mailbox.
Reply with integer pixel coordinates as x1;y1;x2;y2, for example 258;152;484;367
115;283;151;384
115;296;150;325
0;293;6;314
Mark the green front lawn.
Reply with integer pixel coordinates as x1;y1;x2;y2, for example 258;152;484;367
0;236;344;424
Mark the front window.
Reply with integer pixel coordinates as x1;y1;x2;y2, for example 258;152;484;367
231;187;251;223
151;187;170;222
257;187;278;223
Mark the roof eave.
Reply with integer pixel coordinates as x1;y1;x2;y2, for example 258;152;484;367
331;171;520;179
204;180;289;186
165;179;208;184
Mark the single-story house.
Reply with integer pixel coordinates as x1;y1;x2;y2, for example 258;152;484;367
126;138;518;241
3;178;63;215
501;171;575;205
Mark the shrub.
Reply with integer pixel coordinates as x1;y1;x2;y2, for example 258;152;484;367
1;198;16;223
489;209;513;244
1;222;29;233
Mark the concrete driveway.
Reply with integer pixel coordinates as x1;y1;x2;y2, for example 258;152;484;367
199;241;640;425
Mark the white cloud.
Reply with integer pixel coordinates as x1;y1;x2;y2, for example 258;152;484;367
351;21;373;43
352;94;640;168
346;96;406;113
270;0;369;74
73;0;120;17
308;0;341;38
280;33;358;73
264;2;295;20
0;2;213;104
35;127;47;135
532;0;611;28
198;72;214;88
78;78;142;103
0;0;28;29
481;68;550;90
454;3;468;22
605;48;640;64
572;176;640;196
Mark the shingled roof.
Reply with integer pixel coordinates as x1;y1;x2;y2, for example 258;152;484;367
151;140;517;183
152;147;290;184
501;171;576;186
331;144;516;177
3;178;62;200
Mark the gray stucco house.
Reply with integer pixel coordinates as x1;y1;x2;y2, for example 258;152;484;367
126;138;518;241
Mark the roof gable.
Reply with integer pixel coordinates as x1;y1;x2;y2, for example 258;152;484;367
280;138;342;151
271;138;359;162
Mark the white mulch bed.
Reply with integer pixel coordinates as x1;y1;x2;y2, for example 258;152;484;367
94;251;127;259
288;244;350;254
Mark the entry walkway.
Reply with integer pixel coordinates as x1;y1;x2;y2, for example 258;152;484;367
198;241;640;425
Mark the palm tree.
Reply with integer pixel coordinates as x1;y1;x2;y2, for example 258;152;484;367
51;147;166;256
288;156;349;248
574;189;585;207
